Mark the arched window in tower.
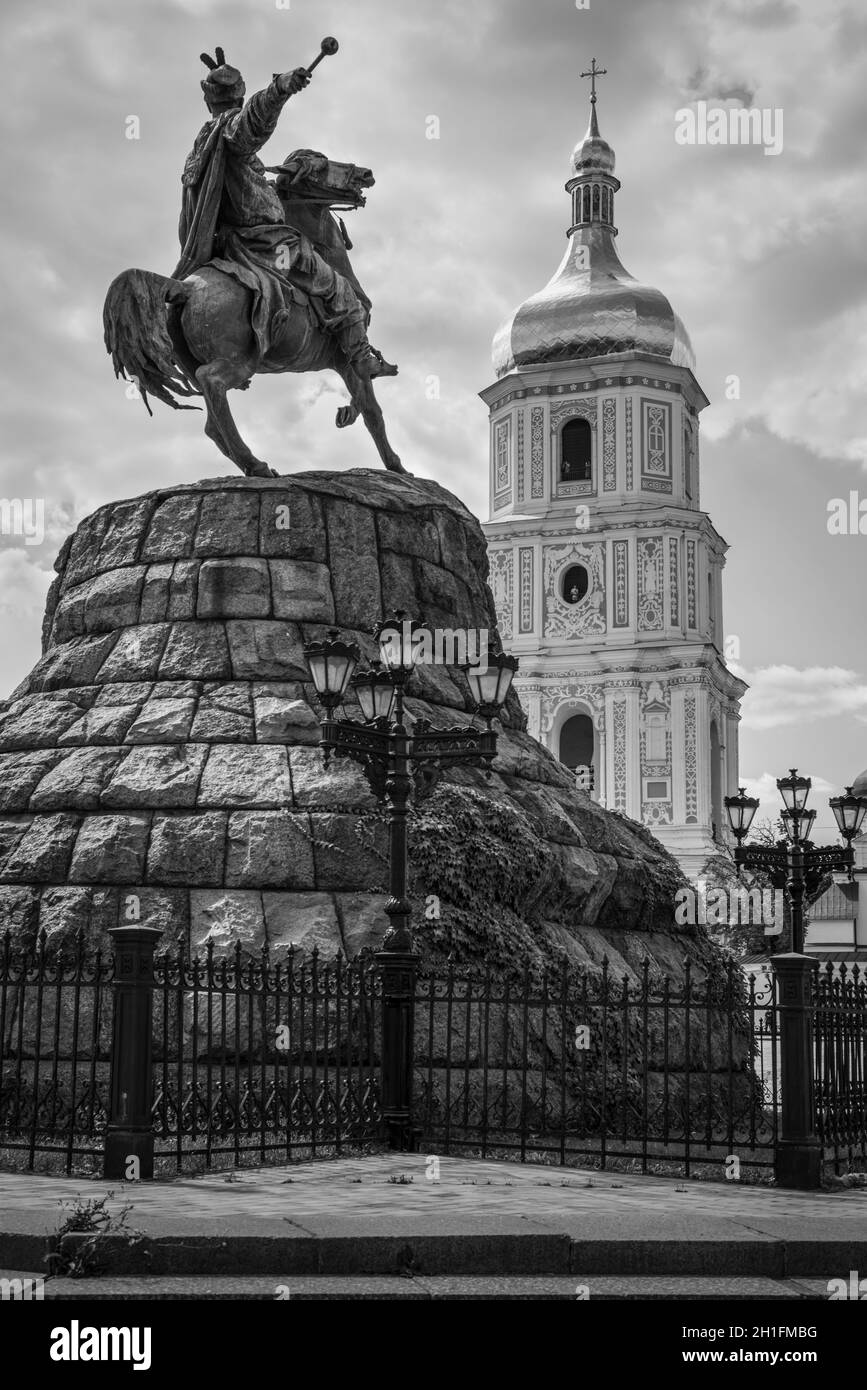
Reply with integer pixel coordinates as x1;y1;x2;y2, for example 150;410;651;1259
707;571;715;637
559;713;595;787
560;417;592;482
582;186;591;222
592;184;600;219
603;186;610;222
561;564;589;605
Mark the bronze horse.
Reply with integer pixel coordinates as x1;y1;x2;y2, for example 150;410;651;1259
103;157;405;477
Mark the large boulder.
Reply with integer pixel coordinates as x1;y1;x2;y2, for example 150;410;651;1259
0;468;717;986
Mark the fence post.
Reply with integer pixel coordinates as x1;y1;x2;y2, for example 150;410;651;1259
375;949;420;1151
103;925;162;1180
772;952;821;1190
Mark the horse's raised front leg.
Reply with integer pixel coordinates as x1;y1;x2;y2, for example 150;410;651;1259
335;360;407;474
335;403;359;429
194;357;277;478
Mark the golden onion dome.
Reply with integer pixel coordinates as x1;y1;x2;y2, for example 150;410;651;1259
852;768;867;800
570;103;616;175
492;96;696;379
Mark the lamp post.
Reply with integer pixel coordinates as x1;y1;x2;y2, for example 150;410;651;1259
724;772;867;1189
724;772;867;954
302;612;518;1149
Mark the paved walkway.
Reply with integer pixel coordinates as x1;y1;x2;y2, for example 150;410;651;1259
1;1152;864;1231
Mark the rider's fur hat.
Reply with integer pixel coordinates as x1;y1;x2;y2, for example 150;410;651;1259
200;48;246;110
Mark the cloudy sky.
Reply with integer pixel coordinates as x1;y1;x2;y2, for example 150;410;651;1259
1;0;865;839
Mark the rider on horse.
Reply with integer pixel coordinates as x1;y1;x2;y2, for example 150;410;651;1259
175;49;396;380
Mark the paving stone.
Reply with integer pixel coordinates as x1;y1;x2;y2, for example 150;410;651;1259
63;505;112;587
335;891;389;956
0;881;40;928
195;491;260;557
0;816;35;869
0;697;85;750
269;560;334;622
95;497;155;571
377;509;441;565
125;697;196;744
139;563;174;623
199;746;293;808
259;488;326;562
253;695;319;744
68;812;151;883
150;680;201;700
324;498;381;628
94;681;154;706
197;558;271;619
190;888;266;952
262;890;342;954
0;751;64;811
94;624;169;683
57;703;142;746
225;811;316;888
141;493;201;561
226;620;309;681
36;886;94;947
147;812;227;885
30;633;119;692
159;622;231;681
166;561;198;621
190;686;254;743
119;886;189;939
289;746;377;809
309;813;386;891
82;566;147;633
29;748;124;811
101;745;207;809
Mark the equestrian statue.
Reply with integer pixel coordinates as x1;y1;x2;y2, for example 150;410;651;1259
103;39;405;477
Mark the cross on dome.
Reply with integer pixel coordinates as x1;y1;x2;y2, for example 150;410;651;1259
579;57;607;106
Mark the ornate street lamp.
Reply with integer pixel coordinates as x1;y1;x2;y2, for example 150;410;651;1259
829;787;867;844
724;770;867;954
725;771;867;1191
466;650;521;727
723;786;759;843
302;629;359;712
302;612;518;1149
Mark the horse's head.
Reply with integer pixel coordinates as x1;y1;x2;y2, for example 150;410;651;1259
267;150;375;208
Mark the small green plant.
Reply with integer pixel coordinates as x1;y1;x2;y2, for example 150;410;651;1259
45;1193;143;1279
387;1173;414;1185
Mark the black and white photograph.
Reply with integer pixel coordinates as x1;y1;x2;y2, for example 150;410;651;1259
0;0;865;1360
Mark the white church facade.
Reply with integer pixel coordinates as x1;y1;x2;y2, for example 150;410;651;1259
482;73;747;878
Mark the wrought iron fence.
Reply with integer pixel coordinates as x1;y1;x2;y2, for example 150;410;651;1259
0;930;113;1170
814;961;867;1172
151;941;381;1169
1;929;865;1182
416;956;780;1176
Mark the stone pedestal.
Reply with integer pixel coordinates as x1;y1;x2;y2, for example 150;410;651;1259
0;468;706;985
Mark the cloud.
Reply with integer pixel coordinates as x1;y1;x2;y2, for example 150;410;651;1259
733;663;867;730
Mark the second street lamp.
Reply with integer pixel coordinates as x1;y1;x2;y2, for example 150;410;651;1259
302;614;518;1149
725;772;867;1189
724;771;867;954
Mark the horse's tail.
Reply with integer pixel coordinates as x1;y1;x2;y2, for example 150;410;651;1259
103;268;200;416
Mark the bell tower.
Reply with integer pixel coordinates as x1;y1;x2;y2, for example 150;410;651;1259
481;66;747;878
